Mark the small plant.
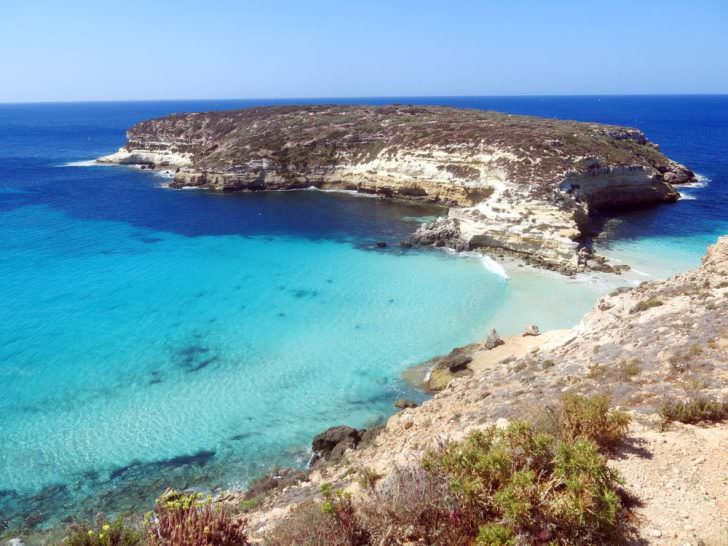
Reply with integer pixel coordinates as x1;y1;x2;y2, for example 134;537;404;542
618;358;641;379
65;515;143;546
542;359;555;370
669;354;690;374
630;297;663;313
476;523;516;545
558;394;631;451
238;497;261;513
356;467;382;491
660;398;728;425
146;489;249;546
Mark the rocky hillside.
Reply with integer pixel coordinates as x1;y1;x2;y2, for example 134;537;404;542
100;105;695;274
232;236;728;544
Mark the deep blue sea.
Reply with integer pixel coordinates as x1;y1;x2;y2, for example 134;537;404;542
1;96;726;532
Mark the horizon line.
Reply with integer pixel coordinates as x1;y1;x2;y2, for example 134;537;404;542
2;92;728;106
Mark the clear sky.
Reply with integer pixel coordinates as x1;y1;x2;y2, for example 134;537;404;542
2;0;727;102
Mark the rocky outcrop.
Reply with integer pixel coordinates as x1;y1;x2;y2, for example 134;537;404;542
100;105;695;273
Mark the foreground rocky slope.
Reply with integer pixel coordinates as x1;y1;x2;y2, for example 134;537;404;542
100;105;695;273
233;236;728;544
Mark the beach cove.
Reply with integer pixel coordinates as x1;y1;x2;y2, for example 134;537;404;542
1;96;726;534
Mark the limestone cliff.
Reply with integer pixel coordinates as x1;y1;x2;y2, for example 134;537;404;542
100;105;695;273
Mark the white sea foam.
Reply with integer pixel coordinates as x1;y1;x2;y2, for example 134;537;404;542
480;255;510;280
62;159;105;167
678;192;697;200
302;186;380;199
680;173;710;189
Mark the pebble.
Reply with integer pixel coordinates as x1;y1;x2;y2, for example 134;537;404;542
649;528;662;538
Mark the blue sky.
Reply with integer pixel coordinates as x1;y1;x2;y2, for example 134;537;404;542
1;0;726;102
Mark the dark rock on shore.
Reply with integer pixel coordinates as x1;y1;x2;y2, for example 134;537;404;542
394;399;418;410
311;425;363;464
310;423;386;465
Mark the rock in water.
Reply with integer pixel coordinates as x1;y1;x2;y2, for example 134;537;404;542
483;328;505;350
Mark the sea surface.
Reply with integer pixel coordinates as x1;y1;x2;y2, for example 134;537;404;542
1;96;726;532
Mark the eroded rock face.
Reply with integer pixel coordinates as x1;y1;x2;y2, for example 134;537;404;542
100;105;695;272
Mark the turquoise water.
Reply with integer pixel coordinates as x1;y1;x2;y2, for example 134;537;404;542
1;97;726;532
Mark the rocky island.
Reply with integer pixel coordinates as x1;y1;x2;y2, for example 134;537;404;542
100;105;695;274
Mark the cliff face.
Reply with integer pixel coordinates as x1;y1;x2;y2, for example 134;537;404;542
100;105;695;273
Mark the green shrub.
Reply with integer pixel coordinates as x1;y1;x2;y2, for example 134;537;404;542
660;398;728;425
65;515;143;546
559;394;631;451
238;497;261;513
423;422;626;544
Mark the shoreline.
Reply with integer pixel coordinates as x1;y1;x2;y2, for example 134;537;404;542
8;174;718;543
235;235;728;543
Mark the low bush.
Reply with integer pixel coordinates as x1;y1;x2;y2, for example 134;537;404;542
65;515;143;546
423;423;626;544
558;394;631;451
660;397;728;425
146;490;249;546
630;297;663;313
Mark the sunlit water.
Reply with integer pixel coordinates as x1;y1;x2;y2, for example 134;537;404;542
0;96;725;531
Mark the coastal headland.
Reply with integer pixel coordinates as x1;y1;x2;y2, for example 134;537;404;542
99;105;696;274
